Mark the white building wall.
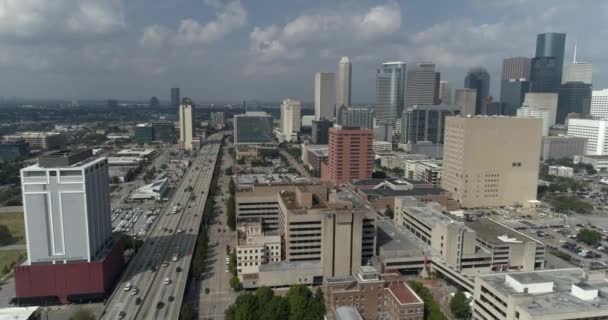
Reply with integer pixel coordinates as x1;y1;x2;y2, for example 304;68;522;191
523;92;558;125
591;89;608;119
517;106;550;136
567;118;608;155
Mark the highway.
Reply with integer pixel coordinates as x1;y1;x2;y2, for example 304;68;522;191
100;132;223;320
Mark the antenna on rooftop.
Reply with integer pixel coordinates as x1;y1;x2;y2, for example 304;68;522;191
573;41;578;64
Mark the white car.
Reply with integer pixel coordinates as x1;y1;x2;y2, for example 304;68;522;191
124;282;132;291
130;288;139;296
163;278;171;285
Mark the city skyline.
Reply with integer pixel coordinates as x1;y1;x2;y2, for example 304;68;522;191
0;1;605;102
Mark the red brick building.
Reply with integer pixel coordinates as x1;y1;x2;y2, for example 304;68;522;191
322;127;373;186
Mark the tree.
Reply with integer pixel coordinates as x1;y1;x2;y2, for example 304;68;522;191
450;291;471;319
259;296;290;320
287;285;311;320
0;225;15;246
230;275;242;291
229;178;236;195
226;167;233;176
578;228;602;246
69;308;95;320
384;207;394;219
309;287;326;319
227;195;236;230
180;302;194;320
408;281;448;320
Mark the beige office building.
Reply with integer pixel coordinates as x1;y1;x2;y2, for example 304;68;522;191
315;72;336;120
454;88;477;116
442;116;542;208
178;98;195;150
280;99;301;142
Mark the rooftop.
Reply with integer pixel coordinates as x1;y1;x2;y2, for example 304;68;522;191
334;306;363;320
480;269;608;317
387;282;423;305
376;219;429;258
36;149;95;168
258;260;321;272
362;187;447;198
236;174;309;186
467;218;542;245
0;307;40;320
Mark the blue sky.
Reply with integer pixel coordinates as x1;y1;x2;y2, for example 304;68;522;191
0;0;605;103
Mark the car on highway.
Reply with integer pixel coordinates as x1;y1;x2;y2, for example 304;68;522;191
130;288;139;296
162;261;169;267
168;296;175;302
163;277;171;285
118;311;126;319
124;282;133;291
135;297;142;305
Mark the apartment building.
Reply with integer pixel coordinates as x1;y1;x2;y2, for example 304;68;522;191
3;132;65;151
473;269;608;320
442;116;542;208
323;126;373;185
324;266;424;320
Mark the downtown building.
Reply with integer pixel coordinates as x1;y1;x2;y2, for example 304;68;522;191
336;56;352;109
454;88;478;116
170;87;180;108
404;63;436;108
464;67;491;115
336;106;375;129
399;104;460;157
567;118;608;155
541;135;588;160
376;62;406;127
558;82;592;124
15;149;123;304
441;116;542;208
279;99;301;142
233;112;274;146
3;132;65;151
178;98;199;150
590;89;608;119
315;72;336;120
322;127;373;186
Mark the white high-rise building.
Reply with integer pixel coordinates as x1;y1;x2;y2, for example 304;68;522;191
439;80;452;104
405;63;436;108
567;118;608;155
20;149;112;263
454;88;477;116
179;98;195;150
590;89;608;119
517;106;550;136
523;92;558;125
563;62;593;84
280;99;301;142
336;56;351;109
315;72;336;120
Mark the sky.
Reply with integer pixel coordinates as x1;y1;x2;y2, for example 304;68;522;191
0;0;606;103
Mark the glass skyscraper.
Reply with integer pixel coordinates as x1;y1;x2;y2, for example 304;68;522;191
464;67;490;115
233;112;274;145
530;57;561;93
400;105;460;144
500;79;530;116
536;32;566;79
376;62;406;126
557;82;592;124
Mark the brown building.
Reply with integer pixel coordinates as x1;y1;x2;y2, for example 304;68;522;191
323;126;373;185
324;265;424;320
442;116;542;208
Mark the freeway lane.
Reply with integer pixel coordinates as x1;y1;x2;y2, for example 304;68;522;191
99;133;223;320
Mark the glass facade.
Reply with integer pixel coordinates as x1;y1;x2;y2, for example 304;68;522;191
464;67;490;115
152;121;176;142
557;82;592;124
337;106;374;129
400;105;460;144
536;32;566;79
500;79;530;116
530;57;561;93
376;62;406;126
234;114;274;144
311;119;333;144
134;125;154;143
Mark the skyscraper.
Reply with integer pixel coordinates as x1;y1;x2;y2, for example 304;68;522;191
501;57;531;80
325;127;373;185
376;62;406;126
336;56;352;108
179;98;195;150
311;119;333;144
536;32;566;79
234;112;274;145
280;99;301;142
523;92;558;125
500;79;530;116
564;63;593;84
434;72;441;104
315;72;336;120
442;116;542;208
454;88;477;116
405;63;436;108
439;80;452;105
516;106;550;136
557;82;592;123
337;106;374;129
591;89;608;119
464;67;490;114
171;87;180;108
530;57;561;93
400;104;460;145
16;149;123;303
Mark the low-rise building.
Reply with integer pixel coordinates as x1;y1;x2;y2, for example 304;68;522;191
130;178;169;201
324;266;424;320
0;141;30;160
3;132;64;151
373;141;393;153
547;165;574;177
541;135;587;160
236;220;281;275
473;268;608;320
378;152;429;170
115;148;156;160
577;155;608;171
301;144;329;177
134;123;154;142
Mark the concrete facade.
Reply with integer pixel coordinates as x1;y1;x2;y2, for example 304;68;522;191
324;127;373;186
405;63;436;108
541;136;587;160
315;72;336;120
280;99;301;142
567;118;608;155
442;116;542;208
454;88;477;116
523;92;558;125
336;56;352;109
3;132;65;151
178;98;195;150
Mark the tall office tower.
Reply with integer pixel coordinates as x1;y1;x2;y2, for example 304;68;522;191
558;82;592;123
315;72;336;120
280;99;301;142
464;67;490;114
376;62;406;126
591;89;608;119
178;98;195;150
523;92;558;125
170;87;180;108
404;63;436;108
312;119;333;144
434;72;441;104
439;80;452;105
536;32;566;80
336;56;352;108
501;57;531;80
516;106;550;136
337;106;375;129
325;127;373;185
15;149;123;303
500;79;530;115
567;118;608;155
233;112;274;145
442;116;542;208
454;88;477;115
530;57;561;93
564;63;593;84
400;104;460;144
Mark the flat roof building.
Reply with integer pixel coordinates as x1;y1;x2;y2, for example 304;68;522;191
541;135;587;160
234;112;274;145
442;116;542;208
323;126;373;185
3;132;64;151
567;118;608;155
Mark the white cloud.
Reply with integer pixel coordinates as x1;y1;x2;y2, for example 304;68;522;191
0;0;125;41
175;0;246;45
140;25;171;48
248;1;402;70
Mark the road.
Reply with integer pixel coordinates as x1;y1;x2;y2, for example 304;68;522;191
99;133;223;320
279;149;311;178
197;141;238;319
